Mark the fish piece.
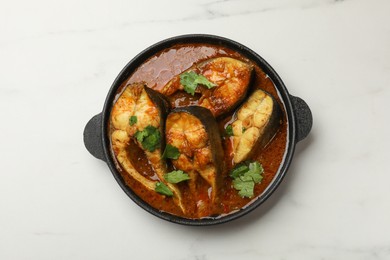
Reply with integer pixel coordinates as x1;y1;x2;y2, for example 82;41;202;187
111;130;156;191
165;106;224;216
231;89;281;163
111;83;185;213
161;57;253;117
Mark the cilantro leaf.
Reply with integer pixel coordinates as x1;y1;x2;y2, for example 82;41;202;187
225;124;234;137
162;144;180;159
247;161;264;183
142;131;160;152
194;73;217;89
230;161;264;198
129;116;137;126
233;178;255;198
164;170;190;183
230;164;249;179
180;71;216;96
180;71;198;95
134;125;161;152
134;130;148;142
155;182;173;196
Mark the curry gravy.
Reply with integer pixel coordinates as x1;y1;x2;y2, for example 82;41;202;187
110;43;287;218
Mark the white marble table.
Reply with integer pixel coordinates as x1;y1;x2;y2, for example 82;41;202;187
1;0;390;259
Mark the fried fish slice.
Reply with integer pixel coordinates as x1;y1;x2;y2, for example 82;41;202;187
231;89;281;163
161;57;253;117
111;83;185;213
111;130;156;190
165;106;224;216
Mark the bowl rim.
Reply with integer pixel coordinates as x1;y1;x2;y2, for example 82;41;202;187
101;34;297;226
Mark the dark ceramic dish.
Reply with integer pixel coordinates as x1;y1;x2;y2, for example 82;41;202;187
83;34;312;226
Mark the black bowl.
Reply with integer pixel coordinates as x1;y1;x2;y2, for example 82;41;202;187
83;34;312;226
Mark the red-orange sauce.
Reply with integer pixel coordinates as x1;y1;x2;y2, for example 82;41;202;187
110;43;287;218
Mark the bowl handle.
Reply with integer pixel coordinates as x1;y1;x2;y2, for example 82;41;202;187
290;95;313;142
83;113;106;161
